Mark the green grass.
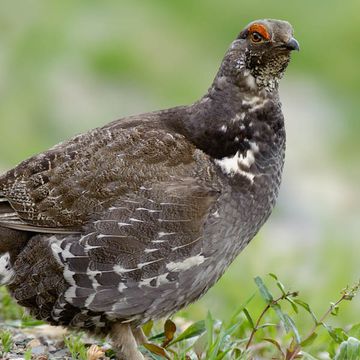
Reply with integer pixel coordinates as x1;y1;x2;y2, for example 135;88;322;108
23;348;32;360
64;334;88;360
140;275;360;359
0;329;13;356
1;274;359;359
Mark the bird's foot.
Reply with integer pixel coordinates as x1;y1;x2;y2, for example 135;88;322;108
110;322;145;360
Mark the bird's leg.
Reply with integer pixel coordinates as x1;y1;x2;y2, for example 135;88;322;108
132;326;147;345
110;322;145;360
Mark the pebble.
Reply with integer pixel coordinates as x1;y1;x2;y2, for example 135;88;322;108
31;345;48;355
0;323;113;359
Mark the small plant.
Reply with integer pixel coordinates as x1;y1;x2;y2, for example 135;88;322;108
64;334;88;360
335;337;360;360
23;347;32;360
0;287;44;327
243;276;360;359
286;279;360;359
0;287;24;320
141;275;360;359
0;276;359;359
0;329;13;355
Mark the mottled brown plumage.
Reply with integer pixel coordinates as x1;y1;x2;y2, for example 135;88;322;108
0;19;298;359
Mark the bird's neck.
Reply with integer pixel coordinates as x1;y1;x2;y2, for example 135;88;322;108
183;73;284;155
214;45;286;93
159;71;286;191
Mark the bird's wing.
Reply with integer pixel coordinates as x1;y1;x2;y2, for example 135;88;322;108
10;172;221;324
0;115;213;232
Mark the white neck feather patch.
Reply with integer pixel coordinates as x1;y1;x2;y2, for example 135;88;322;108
215;141;259;182
0;252;14;285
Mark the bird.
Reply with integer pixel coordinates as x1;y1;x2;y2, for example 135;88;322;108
0;19;299;359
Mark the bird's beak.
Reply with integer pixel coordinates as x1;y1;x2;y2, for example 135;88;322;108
285;37;300;51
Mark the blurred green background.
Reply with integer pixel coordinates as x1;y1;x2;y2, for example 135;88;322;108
0;0;359;330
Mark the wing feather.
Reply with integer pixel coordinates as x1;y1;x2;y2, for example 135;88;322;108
49;178;219;315
0;221;80;234
0;116;198;230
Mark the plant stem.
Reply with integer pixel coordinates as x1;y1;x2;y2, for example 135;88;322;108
245;303;271;350
245;294;290;350
288;294;346;360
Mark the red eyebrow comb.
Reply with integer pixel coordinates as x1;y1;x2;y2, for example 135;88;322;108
248;23;271;40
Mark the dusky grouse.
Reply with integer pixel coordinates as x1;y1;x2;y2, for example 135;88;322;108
0;19;299;359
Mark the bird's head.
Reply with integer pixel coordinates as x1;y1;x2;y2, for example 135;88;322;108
222;19;299;92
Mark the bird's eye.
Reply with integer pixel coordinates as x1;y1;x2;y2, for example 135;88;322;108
250;32;263;43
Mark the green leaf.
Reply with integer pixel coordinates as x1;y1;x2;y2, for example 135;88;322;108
270;303;300;343
23;348;32;360
206;322;242;360
300;351;319;360
254;276;273;303
143;343;171;360
149;331;165;341
0;330;13;353
286;297;299;314
324;325;348;344
228;293;256;324
263;338;284;355
293;299;318;323
268;273;278;281
224;321;242;337
257;322;277;330
207;324;240;360
330;302;340;316
206;311;214;349
242;308;255;330
142;320;154;337
284;314;301;344
207;330;224;360
163;319;176;346
193;330;207;357
348;323;360;339
215;348;232;360
20;319;45;327
334;337;360;360
269;273;287;296
168;320;206;346
300;332;318;347
271;303;289;332
105;349;117;359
